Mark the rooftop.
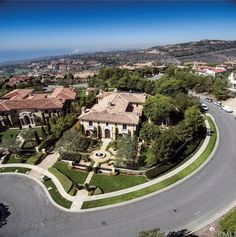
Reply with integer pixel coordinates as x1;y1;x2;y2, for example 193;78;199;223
79;92;146;125
0;87;76;112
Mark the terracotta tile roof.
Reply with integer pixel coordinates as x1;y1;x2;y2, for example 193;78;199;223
49;87;76;100
79;111;140;125
79;92;146;125
0;99;63;111
2;89;33;100
0;87;75;112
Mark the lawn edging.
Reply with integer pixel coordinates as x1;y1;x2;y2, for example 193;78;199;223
81;114;218;210
0;172;72;211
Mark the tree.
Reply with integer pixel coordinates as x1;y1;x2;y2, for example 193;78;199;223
1;137;21;156
144;94;175;125
19;129;35;142
151;128;180;164
140;122;160;143
41;126;47;140
34;131;40;145
116;136;138;168
156;77;187;96
115;127;118;140
93;126;98;138
139;228;165;237
184;106;204;134
98;125;102;139
211;78;229;100
80;124;85;135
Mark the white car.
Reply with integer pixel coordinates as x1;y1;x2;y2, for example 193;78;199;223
222;105;233;113
201;103;208;111
213;101;222;107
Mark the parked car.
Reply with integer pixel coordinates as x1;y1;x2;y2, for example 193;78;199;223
201;103;209;112
213;101;222;107
204;97;213;103
222;105;233;113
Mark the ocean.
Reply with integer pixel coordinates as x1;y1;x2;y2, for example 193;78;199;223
0;49;72;64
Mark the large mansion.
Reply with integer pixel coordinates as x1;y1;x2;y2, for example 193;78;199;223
0;87;76;128
79;91;146;139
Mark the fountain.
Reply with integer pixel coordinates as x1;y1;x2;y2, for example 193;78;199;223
94;152;106;159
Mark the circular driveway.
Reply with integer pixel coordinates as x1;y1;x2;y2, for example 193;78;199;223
1;102;236;237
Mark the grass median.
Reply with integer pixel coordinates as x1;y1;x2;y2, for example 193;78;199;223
82;116;217;209
0;167;31;173
43;177;72;209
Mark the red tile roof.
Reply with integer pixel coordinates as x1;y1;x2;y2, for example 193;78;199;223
0;87;76;112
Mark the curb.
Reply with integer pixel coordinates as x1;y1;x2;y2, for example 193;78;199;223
0;114;219;215
0;172;72;213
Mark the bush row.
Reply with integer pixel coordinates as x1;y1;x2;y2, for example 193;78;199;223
26;152;45;165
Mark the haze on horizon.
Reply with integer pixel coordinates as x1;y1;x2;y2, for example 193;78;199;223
1;0;236;62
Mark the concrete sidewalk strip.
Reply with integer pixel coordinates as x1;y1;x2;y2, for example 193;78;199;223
0;114;216;212
38;152;59;169
83;171;94;185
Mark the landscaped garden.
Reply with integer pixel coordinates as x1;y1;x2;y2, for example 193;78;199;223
81;115;217;209
48;161;90;196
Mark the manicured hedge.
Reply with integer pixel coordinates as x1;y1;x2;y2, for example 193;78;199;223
145;164;175;180
48;167;73;193
26;152;45;165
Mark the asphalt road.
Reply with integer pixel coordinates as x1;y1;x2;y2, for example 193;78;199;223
1;102;236;237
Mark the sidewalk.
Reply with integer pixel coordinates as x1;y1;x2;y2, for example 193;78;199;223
29;152;59;179
0;115;215;211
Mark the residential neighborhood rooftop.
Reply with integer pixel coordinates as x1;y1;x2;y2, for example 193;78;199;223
79;91;146;125
0;87;76;112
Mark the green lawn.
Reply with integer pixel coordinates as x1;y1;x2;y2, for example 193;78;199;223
43;178;72;209
0;129;20;140
0;167;31;173
6;153;34;164
82;116;217;209
220;209;236;233
0;127;43;141
89;174;148;193
53;161;89;185
48;167;73;193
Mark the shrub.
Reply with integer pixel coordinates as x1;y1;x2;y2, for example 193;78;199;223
94;186;103;195
48;167;73;193
145;164;174;179
38;137;57;151
26;152;44;165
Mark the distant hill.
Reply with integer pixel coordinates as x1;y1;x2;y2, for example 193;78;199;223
2;39;236;67
144;39;236;63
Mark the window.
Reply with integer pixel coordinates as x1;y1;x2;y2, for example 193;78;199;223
123;124;127;130
89;121;93;126
106;123;109;126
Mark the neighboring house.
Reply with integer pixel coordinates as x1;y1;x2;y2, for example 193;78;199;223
193;65;227;77
228;72;236;91
0;87;76;128
6;76;34;88
78;91;146;139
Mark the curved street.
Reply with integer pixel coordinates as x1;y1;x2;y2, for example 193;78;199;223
1;102;236;237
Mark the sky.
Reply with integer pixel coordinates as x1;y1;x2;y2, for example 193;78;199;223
1;0;236;61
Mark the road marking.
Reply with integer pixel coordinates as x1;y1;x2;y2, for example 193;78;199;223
193;211;201;216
